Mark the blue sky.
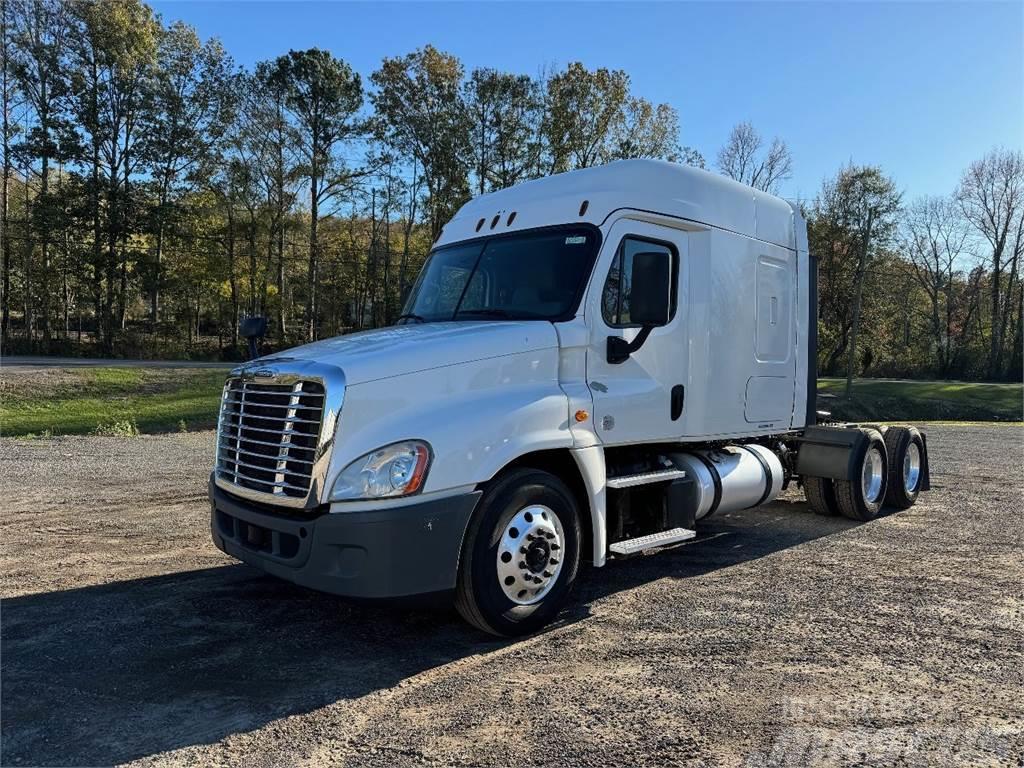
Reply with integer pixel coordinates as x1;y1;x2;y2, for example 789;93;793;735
152;1;1022;202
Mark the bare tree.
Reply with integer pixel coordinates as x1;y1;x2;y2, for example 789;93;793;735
716;121;792;193
957;148;1024;379
901;195;976;375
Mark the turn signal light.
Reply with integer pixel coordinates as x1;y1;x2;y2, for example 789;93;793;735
575;410;589;423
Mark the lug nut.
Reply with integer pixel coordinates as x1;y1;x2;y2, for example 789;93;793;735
551;543;560;551
518;561;528;570
543;570;552;578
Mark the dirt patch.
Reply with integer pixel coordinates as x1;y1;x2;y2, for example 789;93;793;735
1;426;1022;766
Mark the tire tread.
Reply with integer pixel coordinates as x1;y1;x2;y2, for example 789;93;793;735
804;476;838;515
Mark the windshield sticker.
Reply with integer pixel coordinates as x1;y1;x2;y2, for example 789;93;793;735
565;236;587;244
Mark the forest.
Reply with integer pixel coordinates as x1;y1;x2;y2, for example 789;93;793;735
1;0;1021;383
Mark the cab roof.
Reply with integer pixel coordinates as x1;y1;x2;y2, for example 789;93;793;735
436;159;799;251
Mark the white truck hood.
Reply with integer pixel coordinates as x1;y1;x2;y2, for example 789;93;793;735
259;321;559;386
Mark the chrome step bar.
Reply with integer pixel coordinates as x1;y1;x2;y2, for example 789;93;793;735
609;527;697;556
606;468;686;489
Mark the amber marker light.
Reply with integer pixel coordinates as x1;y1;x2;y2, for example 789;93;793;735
575;410;589;423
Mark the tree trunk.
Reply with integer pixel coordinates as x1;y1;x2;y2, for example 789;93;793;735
150;178;168;326
307;174;318;341
988;255;1003;379
248;212;257;316
227;210;239;351
996;245;1020;378
0;0;10;350
844;212;874;398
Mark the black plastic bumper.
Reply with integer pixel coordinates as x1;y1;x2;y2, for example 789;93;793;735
209;476;481;599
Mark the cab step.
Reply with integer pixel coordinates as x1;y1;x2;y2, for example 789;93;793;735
608;527;697;556
606;468;686;489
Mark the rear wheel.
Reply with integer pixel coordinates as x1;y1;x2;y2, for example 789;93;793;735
834;428;888;522
803;475;840;516
455;468;581;637
883;426;924;509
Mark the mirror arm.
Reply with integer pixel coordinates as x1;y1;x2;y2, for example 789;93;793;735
607;324;654;364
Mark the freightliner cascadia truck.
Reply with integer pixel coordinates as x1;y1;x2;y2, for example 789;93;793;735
209;160;931;636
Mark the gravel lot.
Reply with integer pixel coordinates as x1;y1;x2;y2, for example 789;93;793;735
1;425;1022;766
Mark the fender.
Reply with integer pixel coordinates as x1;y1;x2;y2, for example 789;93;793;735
571;445;608;567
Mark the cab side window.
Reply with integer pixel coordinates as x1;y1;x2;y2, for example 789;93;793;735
601;236;678;327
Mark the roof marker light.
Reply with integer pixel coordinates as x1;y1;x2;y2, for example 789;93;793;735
476;218;485;232
507;211;517;226
579;200;589;216
490;214;500;229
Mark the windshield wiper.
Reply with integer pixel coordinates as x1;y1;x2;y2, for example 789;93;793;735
454;308;544;320
395;313;426;324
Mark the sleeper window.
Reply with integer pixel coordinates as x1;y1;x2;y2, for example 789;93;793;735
601;237;678;327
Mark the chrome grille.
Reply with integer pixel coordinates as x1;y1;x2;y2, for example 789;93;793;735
216;378;326;500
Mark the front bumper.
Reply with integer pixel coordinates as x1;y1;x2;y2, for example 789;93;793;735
209;475;481;599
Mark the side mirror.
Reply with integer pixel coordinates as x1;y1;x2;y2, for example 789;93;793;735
628;251;671;326
240;316;268;361
607;251;671;364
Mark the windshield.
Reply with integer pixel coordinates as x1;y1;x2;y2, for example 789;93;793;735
399;227;600;323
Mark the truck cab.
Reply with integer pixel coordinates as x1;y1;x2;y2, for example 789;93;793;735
209;160;929;636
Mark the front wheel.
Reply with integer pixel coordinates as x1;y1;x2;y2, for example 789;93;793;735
455;468;581;637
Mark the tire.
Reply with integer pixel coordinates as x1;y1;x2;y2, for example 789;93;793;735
455;468;582;637
834;428;888;522
883;426;924;510
803;475;840;516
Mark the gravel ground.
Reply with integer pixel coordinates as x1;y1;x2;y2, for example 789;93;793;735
1;425;1022;767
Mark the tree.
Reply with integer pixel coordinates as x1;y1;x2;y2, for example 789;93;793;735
824;165;902;396
270;48;363;341
251;60;299;342
609;98;680;162
372;45;471;239
716;121;792;193
957;148;1024;379
143;20;231;325
68;0;159;349
464;68;541;194
1;0;21;348
542;62;629;173
901;195;977;375
10;0;73;346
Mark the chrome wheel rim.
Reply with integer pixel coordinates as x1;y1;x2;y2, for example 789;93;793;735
496;504;564;605
903;442;921;493
861;447;884;504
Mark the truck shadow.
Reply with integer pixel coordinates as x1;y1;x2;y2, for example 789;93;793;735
1;498;859;766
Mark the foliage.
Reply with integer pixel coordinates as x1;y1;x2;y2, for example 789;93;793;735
0;0;1019;387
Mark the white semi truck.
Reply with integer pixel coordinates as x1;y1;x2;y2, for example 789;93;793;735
209;160;931;636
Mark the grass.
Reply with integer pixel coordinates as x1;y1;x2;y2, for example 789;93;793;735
1;365;1020;437
818;377;1023;423
1;367;227;437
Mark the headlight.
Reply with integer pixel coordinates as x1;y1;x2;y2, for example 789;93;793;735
331;440;431;501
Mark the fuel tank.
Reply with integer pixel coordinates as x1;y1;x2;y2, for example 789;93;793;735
669;444;784;520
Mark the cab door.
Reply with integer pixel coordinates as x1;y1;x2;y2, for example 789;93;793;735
586;219;687;445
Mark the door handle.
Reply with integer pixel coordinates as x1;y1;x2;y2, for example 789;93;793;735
671;385;685;421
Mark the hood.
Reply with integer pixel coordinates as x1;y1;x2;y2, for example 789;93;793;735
254;321;560;386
